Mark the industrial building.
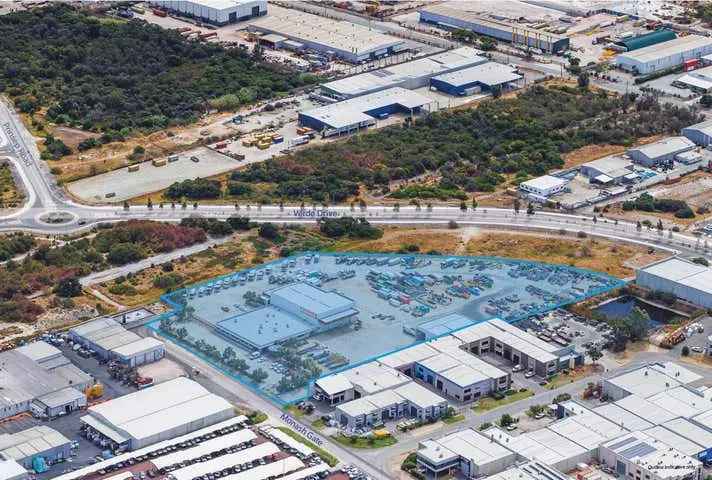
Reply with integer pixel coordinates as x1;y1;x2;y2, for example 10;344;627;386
485;426;590;473
599;431;702;480
627;136;696;167
51;416;250;480
602;362;702;401
69;318;165;366
80;377;235;450
519;175;570;200
247;9;404;64
314;319;512;407
319;47;487;100
683;119;712;147
0;426;71;471
429;62;523;96
419;5;570;54
0;347;89;420
416;428;517;478
334;381;448;429
674;65;712;93
0;459;26;480
16;341;93;395
298;87;432;137
216;282;358;350
636;258;712;310
615;35;712;74
149;1;266;25
485;461;573;480
549;401;628;459
580;155;636;184
451;317;583;377
615;29;677;52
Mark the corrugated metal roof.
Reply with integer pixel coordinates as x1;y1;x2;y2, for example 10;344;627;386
617;29;676;51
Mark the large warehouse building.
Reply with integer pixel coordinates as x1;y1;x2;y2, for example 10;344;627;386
419;5;569;54
320;47;487;100
149;0;266;25
298;87;432;137
80;377;235;451
627;136;696;167
636;257;712;309
69;318;165;366
417;428;517;478
216;282;358;350
0;347;90;421
615;35;712;74
429;62;523;96
247;9;404;63
683;118;712;147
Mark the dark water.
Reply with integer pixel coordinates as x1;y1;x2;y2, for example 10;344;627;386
594;295;683;327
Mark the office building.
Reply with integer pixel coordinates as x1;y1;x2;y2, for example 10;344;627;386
519;175;569;200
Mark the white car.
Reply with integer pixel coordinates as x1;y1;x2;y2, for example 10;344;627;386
524;370;535;378
512;364;524;373
505;424;518;431
691;346;704;353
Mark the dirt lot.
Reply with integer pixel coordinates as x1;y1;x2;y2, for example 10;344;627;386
53;126;100;150
464;231;669;278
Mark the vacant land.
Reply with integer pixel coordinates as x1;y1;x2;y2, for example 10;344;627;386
473;390;534;412
0;162;23;207
464;231;667;278
231;86;701;203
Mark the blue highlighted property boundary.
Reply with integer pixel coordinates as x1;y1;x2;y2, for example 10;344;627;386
148;252;626;407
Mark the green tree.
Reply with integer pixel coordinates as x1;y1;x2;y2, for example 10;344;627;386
499;413;515;427
54;277;82;298
250;368;269;383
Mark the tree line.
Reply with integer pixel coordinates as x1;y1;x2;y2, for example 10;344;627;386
0;4;315;135
229;86;702;203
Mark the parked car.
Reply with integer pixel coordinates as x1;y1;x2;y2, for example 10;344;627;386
524;370;535;378
512;364;524;373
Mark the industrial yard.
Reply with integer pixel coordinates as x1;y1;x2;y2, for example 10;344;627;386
152;253;622;404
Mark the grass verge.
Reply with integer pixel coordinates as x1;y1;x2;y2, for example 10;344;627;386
311;419;326;431
472;390;534;413
276;427;338;467
442;414;465;425
331;433;397;449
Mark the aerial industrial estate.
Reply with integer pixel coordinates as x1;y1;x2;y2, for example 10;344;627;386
5;1;712;480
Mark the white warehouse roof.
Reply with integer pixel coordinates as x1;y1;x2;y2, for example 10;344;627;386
432;62;522;87
248;8;402;57
628;136;695;160
322;47;486;98
617;35;712;64
520;175;568;192
547;404;627;450
419;428;514;467
300;87;432;130
638;258;712;299
593;403;654;431
614;395;678;425
643;425;705;457
82;377;234;444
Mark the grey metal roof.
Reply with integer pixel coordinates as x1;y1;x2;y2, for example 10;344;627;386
432;62;522;87
628;136;695;160
0;351;69;410
300;87;432;130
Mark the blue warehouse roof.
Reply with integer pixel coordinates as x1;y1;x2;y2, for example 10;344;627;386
216;306;314;350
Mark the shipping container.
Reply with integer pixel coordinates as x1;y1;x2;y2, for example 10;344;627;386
272;135;284;144
168;154;179;162
131;6;145;14
152;8;167;17
128;165;140;172
291;135;310;146
152;159;167;167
